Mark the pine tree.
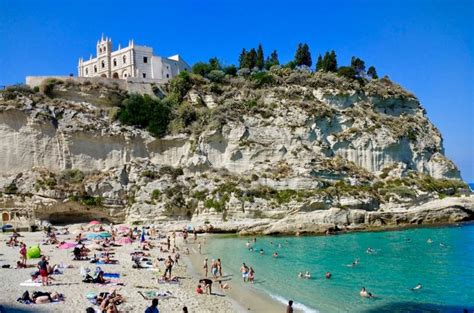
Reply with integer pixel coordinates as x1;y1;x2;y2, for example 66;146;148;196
247;48;257;69
316;54;323;71
367;66;378;79
239;49;248;69
294;43;312;67
350;57;365;76
256;44;265;70
265;50;280;70
327;50;338;72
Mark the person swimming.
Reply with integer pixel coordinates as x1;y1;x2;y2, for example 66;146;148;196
325;272;331;279
366;248;375;254
360;287;374;298
272;252;278;258
411;283;422;291
304;271;311;279
259;249;264;255
347;258;359;267
298;272;304;278
427;238;433;244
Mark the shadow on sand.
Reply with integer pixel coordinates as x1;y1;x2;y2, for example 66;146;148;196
362;302;474;313
0;304;50;313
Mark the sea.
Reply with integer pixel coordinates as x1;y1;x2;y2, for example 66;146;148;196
205;223;474;313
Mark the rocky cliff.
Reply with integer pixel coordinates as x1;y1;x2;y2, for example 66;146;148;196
0;70;472;233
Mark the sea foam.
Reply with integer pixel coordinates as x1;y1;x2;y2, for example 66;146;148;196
269;293;319;313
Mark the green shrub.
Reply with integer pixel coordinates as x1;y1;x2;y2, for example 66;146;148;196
151;189;161;200
192;190;208;201
118;94;171;137
39;78;60;97
192;62;213;76
169;71;193;104
380;186;416;198
60;169;84;183
275;189;297;204
81;195;103;206
207;70;226;83
159;166;184;179
141;170;158;179
4;182;18;194
249;71;275;87
337;66;356;79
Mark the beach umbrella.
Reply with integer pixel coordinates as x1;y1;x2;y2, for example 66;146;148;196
86;233;102;240
117;225;130;232
58;242;77;249
27;246;41;259
99;232;111;238
89;220;101;225
117;237;133;245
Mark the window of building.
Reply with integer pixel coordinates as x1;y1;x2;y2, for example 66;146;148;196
113;58;117;67
143;57;148;63
94;65;97;73
85;68;88;75
123;55;127;64
142;73;146;78
99;47;102;53
166;74;170;78
101;60;105;68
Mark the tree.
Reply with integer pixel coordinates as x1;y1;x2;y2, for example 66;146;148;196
239;49;248;69
209;57;222;71
367;66;378;79
246;48;257;69
316;54;323;71
350;57;365;76
322;50;337;72
256;44;265;70
294;43;312;67
265;50;279;70
337;66;356;79
192;62;212;76
223;65;237;76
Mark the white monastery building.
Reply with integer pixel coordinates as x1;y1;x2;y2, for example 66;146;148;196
78;35;191;80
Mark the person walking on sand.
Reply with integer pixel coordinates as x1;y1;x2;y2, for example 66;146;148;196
203;258;208;277
240;263;249;282
198;242;202;254
19;242;27;266
287;300;294;313
211;259;218;278
249;267;255;283
144;298;159;313
164;255;174;279
217;258;223;277
37;256;49;286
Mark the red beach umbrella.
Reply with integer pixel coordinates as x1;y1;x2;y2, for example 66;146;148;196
117;237;133;245
58;242;77;249
89;220;101;225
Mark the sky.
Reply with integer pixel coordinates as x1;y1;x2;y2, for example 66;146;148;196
0;0;473;181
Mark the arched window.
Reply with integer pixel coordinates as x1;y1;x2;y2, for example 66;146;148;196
101;60;105;68
113;58;117;67
123;71;128;78
85;68;88;75
123;55;127;64
94;65;97;73
99;47;102;53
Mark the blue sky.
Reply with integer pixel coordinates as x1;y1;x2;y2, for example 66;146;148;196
0;0;472;181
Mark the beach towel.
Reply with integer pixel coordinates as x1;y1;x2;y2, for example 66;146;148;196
20;279;42;287
103;273;120;278
138;290;174;300
92;260;119;265
157;278;179;284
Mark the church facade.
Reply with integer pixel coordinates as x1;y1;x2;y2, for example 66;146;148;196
78;36;190;80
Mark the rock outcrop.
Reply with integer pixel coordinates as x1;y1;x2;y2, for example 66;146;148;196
0;72;471;233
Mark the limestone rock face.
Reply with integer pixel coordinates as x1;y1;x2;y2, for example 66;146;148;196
0;73;470;232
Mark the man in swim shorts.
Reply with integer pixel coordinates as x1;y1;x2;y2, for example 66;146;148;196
240;263;249;282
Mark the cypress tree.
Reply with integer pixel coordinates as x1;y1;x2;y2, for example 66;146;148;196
294;43;304;66
327;50;338;72
265;50;280;70
247;48;257;69
239;49;248;69
367;66;378;79
316;54;323;71
302;43;312;67
350;57;365;76
256;44;265;70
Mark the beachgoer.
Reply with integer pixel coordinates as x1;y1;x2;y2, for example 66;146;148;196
19;242;27;266
199;278;213;294
37;256;49;286
249;267;255;283
304;271;311;279
427;238;433;244
259;249;264;255
298;272;304;278
164;255;174;279
411;283;422;291
203;258;208;277
241;263;249;282
183;307;188;313
272;252;278;258
144;298;159;313
167;236;171;250
218;280;230;289
325;272;332;279
86;307;95;313
196;284;203;294
193;230;197;241
198;242;202;254
287;300;294;313
360;287;373;298
217;258;223;276
211;259;218;278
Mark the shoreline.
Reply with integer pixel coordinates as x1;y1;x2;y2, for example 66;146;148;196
183;233;310;313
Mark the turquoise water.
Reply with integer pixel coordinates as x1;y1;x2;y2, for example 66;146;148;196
205;224;474;312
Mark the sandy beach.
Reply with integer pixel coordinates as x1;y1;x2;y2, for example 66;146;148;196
0;227;262;313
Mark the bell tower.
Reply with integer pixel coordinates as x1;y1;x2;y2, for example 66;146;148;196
96;34;112;78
